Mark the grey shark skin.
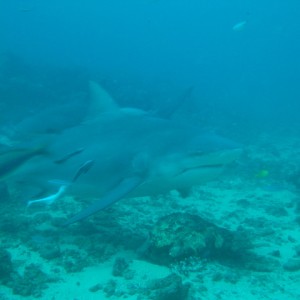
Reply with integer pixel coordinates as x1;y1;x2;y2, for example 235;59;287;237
16;84;242;226
18;110;241;226
3;101;88;143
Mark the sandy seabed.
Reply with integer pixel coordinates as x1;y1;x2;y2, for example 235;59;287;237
1;134;300;300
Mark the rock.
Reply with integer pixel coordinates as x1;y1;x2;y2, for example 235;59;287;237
39;243;61;260
0;182;10;202
265;206;288;217
270;250;281;257
145;212;251;266
112;257;135;280
245;256;279;272
0;215;29;234
146;274;189;300
103;280;117;297
294;245;300;256
89;283;102;292
60;249;88;273
112;257;130;277
8;263;54;297
0;248;13;283
283;259;300;271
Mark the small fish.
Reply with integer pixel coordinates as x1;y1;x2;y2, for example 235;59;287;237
232;21;247;31
72;160;95;183
19;8;32;12
54;148;85;164
255;169;269;178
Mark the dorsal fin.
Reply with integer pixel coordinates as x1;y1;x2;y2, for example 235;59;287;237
88;81;120;118
88;81;149;120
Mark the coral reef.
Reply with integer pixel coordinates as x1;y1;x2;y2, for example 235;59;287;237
144;273;190;300
145;212;251;266
112;257;134;279
0;248;13;284
7;264;56;297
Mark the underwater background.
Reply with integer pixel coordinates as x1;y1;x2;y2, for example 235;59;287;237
1;0;300;299
1;0;300;132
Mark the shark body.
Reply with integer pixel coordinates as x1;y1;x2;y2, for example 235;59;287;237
11;83;242;225
18;112;241;225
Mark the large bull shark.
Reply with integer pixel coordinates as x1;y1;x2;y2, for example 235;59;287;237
11;82;242;226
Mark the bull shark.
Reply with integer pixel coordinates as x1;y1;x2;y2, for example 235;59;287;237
0;144;46;181
4;81;107;142
13;82;242;226
0;81;116;179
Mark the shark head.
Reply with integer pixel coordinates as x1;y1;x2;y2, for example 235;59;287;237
130;130;242;196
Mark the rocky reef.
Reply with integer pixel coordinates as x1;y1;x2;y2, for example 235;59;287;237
144;212;251;266
0;248;13;284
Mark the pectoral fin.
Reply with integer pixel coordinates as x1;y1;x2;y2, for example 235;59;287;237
63;176;143;226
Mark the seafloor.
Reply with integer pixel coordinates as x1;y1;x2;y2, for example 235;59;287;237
1;132;300;300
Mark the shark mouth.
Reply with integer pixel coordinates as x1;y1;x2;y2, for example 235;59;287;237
177;163;226;177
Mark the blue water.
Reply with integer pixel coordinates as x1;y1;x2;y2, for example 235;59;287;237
1;0;300;133
1;1;300;299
